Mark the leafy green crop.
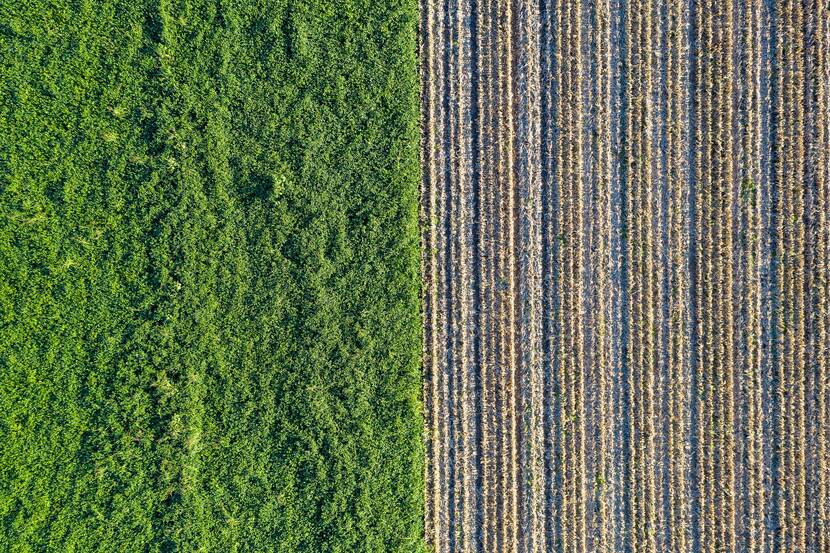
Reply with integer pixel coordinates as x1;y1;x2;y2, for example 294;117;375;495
0;1;423;551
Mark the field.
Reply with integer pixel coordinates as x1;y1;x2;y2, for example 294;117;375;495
0;1;423;551
421;0;830;551
3;0;829;550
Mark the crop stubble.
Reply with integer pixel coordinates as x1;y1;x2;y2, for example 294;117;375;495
420;0;830;551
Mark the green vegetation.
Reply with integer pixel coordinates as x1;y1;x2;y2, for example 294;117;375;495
0;1;422;551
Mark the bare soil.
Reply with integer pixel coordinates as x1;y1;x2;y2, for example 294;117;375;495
420;0;830;551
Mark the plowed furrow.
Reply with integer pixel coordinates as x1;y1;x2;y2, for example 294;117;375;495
737;0;765;551
666;0;689;550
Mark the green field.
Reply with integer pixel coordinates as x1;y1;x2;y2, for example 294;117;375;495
0;1;423;551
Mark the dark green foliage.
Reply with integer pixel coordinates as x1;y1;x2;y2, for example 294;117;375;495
0;0;423;550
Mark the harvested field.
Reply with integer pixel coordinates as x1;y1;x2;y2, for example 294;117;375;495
420;0;830;551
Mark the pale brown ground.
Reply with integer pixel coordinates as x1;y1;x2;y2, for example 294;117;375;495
420;1;830;551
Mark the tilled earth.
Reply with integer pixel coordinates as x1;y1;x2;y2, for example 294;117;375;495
420;0;830;551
